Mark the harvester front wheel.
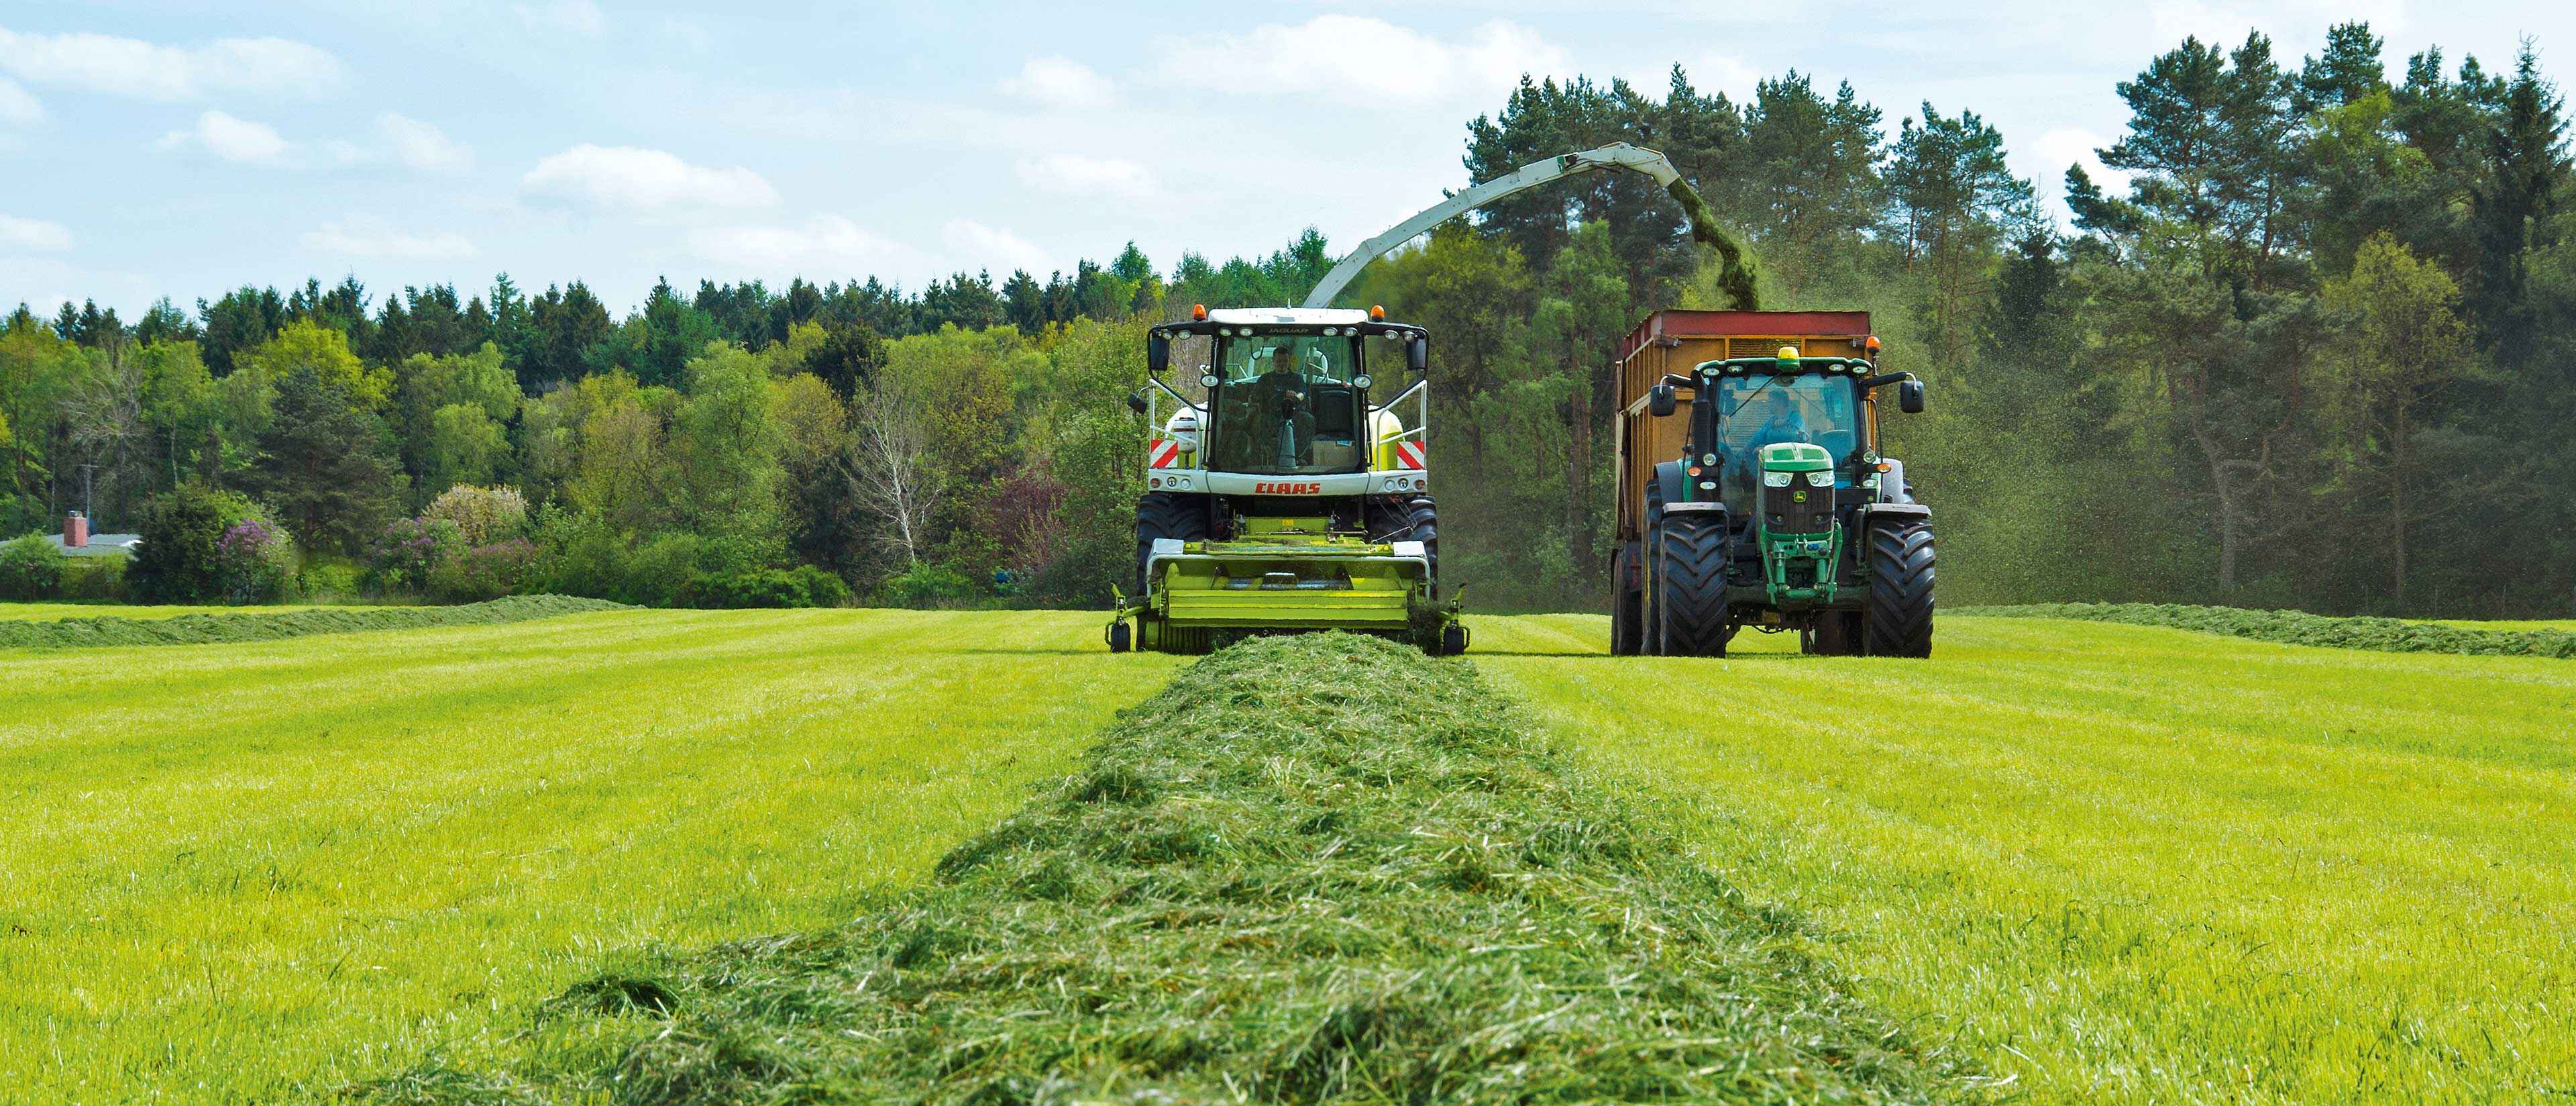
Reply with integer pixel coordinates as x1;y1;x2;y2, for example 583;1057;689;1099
1371;495;1440;585
1134;492;1209;596
1611;542;1644;656
1862;518;1935;657
1653;513;1730;657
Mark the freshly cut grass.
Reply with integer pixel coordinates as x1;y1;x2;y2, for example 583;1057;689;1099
1965;601;2576;658
367;633;1970;1105
1475;613;2576;1105
2424;617;2576;632
0;594;619;649
0;601;396;621
0;609;1183;1104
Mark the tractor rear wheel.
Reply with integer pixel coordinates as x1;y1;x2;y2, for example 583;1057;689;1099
1611;542;1644;656
1862;518;1935;657
1134;492;1209;596
1653;513;1730;657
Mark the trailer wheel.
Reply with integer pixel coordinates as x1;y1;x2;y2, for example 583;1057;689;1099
1807;611;1862;656
1862;518;1935;658
1134;491;1209;596
1654;513;1730;658
1611;542;1644;656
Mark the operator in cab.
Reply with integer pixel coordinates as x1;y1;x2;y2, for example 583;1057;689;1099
1252;346;1313;468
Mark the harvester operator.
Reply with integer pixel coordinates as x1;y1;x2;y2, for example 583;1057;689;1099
1251;346;1314;468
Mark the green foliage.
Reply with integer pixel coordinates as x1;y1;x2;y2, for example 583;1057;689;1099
253;366;405;555
364;634;1961;1104
0;532;66;599
128;484;260;603
235;318;392;409
877;560;976;605
421;485;530;545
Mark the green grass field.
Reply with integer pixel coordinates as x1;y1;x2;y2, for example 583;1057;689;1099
0;601;396;621
1473;613;2576;1104
0;609;1181;1103
8;606;2569;1103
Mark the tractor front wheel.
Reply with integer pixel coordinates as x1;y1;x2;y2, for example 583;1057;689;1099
1653;513;1730;657
1862;518;1935;657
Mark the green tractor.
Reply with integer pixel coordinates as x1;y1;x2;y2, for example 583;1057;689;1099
1107;307;1464;656
1623;345;1935;657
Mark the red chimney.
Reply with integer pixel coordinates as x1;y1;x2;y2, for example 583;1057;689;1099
65;511;87;549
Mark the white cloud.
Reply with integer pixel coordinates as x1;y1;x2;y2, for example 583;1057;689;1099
0;77;39;125
0;214;73;251
515;0;607;37
521;144;781;212
687;215;910;274
1150;15;1564;106
942;218;1051;275
0;27;344;102
1000;56;1113;109
158;111;292;164
2029;126;2131;207
301;220;477;259
377;112;473;172
1016;154;1157;200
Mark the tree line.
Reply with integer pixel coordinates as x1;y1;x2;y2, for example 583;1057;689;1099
4;21;2569;615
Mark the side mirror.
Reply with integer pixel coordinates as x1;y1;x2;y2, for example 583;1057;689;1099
1146;332;1171;374
1406;336;1428;373
1649;383;1677;417
1899;379;1926;414
1126;390;1149;415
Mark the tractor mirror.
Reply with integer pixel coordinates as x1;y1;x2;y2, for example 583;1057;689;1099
1146;332;1171;374
1899;379;1926;414
1406;336;1428;373
1649;383;1677;417
1126;389;1149;415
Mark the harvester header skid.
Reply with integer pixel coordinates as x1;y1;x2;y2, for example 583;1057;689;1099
1108;307;1462;655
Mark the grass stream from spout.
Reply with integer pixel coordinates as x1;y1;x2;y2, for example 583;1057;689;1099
355;632;1970;1105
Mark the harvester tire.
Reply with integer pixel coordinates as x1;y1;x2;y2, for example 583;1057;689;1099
1371;495;1442;585
1107;621;1131;653
1611;542;1644;656
1862;518;1935;658
1442;624;1468;656
1134;492;1209;596
1653;513;1730;657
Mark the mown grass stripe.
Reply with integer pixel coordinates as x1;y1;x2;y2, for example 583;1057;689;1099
1960;601;2576;659
0;595;627;650
360;632;1973;1105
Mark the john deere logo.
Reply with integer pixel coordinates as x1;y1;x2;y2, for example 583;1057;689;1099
1792;490;1808;502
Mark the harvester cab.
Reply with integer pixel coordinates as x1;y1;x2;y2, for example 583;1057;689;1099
1108;306;1462;656
1616;317;1935;658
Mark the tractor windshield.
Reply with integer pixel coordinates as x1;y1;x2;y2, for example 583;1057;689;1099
1715;372;1861;505
1204;334;1366;475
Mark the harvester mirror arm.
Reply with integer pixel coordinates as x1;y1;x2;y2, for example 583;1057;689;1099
1299;142;1684;309
1377;376;1428;410
1146;376;1201;412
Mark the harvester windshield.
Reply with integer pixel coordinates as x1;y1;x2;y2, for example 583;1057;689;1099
1205;334;1366;475
1715;373;1860;504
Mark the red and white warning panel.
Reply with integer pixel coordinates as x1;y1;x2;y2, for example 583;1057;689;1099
1147;440;1181;468
1394;441;1427;470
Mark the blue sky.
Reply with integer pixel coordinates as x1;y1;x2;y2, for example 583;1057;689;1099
3;1;2569;318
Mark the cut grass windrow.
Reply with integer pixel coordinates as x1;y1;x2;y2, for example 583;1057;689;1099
0;595;625;650
1960;601;2576;658
360;632;1971;1105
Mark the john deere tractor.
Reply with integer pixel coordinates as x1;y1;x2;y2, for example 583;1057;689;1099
1617;338;1935;657
1107;306;1462;655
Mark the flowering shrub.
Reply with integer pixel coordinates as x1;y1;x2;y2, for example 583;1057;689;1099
423;485;531;546
368;516;466;592
429;538;539;603
214;518;294;604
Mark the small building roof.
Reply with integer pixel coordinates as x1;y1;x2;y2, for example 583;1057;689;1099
46;534;141;557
